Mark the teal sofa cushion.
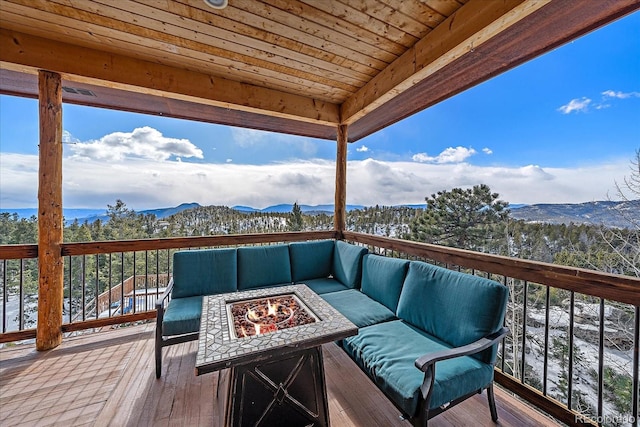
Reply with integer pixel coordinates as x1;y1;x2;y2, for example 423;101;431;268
321;289;396;328
162;296;202;336
332;241;368;289
397;261;508;363
361;254;409;313
343;320;494;416
237;245;292;290
289;240;334;281
301;278;350;295
172;248;237;298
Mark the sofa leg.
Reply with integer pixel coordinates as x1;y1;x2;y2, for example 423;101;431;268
487;383;498;422
155;328;162;379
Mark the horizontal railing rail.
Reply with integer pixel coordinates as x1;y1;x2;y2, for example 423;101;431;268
60;231;339;256
341;232;639;306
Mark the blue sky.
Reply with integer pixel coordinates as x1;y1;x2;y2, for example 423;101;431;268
1;11;639;210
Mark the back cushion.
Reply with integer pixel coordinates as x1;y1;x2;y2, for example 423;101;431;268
332;241;368;288
237;245;292;290
172;248;237;298
289;240;334;282
397;261;508;363
361;254;409;313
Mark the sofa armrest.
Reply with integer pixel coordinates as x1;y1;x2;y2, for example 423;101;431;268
414;327;509;402
414;327;509;371
155;278;174;311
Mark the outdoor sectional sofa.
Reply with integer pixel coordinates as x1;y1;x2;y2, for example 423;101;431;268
155;239;509;426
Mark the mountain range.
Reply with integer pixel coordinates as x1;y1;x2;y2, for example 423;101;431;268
1;200;637;228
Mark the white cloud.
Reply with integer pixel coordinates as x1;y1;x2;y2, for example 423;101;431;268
559;90;639;114
68;126;203;162
558;97;591;114
412;146;477;163
602;90;640;99
356;145;369;152
0;154;630;209
62;130;80;144
482;148;493;155
231;128;269;147
231;127;319;157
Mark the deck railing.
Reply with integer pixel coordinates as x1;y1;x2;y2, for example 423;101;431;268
0;231;638;427
342;232;639;427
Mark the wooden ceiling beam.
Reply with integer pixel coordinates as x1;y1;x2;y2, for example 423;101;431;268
340;0;548;125
0;29;341;126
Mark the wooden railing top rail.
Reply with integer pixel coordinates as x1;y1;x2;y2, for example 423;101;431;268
2;231;637;305
0;244;38;260
343;232;640;306
59;231;339;256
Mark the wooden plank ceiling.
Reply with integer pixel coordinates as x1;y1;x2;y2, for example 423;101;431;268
1;0;639;141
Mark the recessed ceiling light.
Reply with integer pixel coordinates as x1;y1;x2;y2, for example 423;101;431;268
204;0;228;9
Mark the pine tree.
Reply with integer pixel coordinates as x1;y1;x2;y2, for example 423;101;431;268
409;184;509;249
289;202;304;231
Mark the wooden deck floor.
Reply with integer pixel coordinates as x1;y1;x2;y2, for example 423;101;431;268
0;323;560;427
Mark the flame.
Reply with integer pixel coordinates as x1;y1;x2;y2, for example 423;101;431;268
267;300;277;317
247;307;260;321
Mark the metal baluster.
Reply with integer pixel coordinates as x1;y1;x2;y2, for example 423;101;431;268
95;254;99;319
597;298;605;423
567;292;575;410
521;281;528;384
2;259;6;333
81;254;86;322
133;252;137;314
543;285;550;396
108;254;112;318
18;259;24;330
632;305;639;427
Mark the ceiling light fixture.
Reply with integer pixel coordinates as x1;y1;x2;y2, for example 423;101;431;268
204;0;228;9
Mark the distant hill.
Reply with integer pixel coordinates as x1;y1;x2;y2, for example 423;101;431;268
510;200;638;228
231;204;366;214
3;200;636;229
0;208;108;222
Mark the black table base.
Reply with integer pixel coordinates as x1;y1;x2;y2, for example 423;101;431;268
217;346;329;427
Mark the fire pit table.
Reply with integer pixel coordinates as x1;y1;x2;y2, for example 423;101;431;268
195;284;357;427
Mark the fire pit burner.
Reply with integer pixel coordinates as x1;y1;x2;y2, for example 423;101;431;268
228;294;317;338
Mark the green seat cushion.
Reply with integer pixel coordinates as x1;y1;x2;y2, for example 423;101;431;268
332;241;368;289
237;245;292;290
321;289;396;328
343;320;494;416
162;296;202;336
289;240;334;281
172;248;238;298
397;261;508;364
361;254;409;313
300;278;350;295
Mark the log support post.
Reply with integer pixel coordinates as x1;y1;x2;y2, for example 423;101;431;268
36;70;64;351
334;124;347;236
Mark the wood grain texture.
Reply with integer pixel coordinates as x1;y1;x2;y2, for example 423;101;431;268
334;125;348;233
2;0;637;139
36;70;63;351
0;324;561;427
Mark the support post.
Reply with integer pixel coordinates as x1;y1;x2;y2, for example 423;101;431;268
334;124;347;235
36;70;64;351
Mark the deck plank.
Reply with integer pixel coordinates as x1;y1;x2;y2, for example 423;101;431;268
0;324;560;427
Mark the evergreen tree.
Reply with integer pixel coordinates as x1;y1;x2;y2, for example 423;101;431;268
289;202;304;231
409;184;509;249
